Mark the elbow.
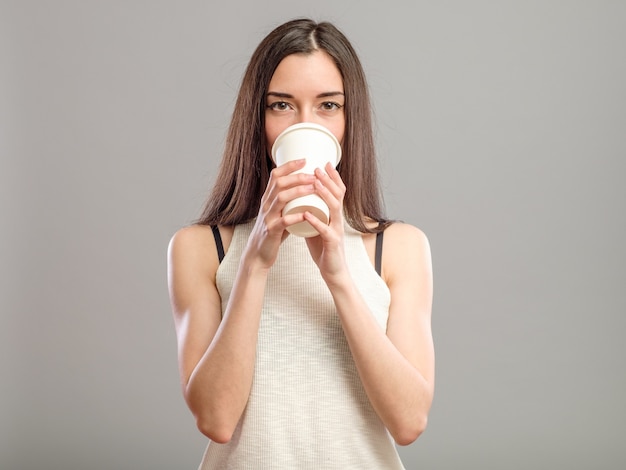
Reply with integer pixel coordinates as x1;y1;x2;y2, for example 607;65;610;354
392;415;428;446
195;415;236;444
186;389;241;444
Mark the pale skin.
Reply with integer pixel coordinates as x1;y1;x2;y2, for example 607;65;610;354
167;50;435;446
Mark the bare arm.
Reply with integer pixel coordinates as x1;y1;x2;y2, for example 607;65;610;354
329;224;434;445
167;160;317;443
167;225;268;443
305;165;435;445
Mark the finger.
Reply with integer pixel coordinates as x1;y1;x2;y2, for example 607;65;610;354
268;183;316;215
314;166;344;199
302;210;330;235
303;211;342;244
325;162;346;192
273;158;308;176
282;210;308;229
266;209;306;234
313;174;342;214
262;167;316;205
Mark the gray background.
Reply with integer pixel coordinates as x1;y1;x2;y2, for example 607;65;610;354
2;1;624;469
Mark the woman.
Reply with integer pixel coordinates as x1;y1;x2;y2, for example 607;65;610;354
167;18;434;469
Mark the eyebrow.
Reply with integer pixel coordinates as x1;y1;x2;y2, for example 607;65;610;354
266;91;345;99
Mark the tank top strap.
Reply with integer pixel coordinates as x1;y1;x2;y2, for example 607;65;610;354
375;225;384;277
210;225;225;263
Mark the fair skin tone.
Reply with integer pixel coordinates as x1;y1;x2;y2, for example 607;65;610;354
167;50;434;446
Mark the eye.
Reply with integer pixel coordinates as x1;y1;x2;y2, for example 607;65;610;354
267;101;291;111
320;101;343;111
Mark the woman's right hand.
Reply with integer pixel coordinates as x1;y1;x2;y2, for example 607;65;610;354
168;160;315;443
244;158;316;270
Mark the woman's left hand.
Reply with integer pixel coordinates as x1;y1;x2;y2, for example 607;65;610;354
304;162;349;285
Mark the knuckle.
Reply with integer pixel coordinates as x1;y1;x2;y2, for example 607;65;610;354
273;178;288;191
300;185;313;195
269;167;283;179
276;192;290;204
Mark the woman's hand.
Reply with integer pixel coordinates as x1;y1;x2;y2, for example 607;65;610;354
246;159;317;270
304;162;349;285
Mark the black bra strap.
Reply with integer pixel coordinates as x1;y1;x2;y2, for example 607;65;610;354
375;229;384;277
211;225;225;263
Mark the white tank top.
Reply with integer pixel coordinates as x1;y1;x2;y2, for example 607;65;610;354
199;220;405;469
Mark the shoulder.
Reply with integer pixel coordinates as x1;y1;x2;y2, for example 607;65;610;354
384;222;429;249
167;225;226;336
168;224;236;273
167;225;221;279
381;222;432;284
168;224;215;257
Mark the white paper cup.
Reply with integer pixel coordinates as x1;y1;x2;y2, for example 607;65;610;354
271;123;342;237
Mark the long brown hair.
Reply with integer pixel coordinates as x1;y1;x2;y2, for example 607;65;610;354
197;18;389;233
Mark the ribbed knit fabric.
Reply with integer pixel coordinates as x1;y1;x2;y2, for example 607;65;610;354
199;220;405;470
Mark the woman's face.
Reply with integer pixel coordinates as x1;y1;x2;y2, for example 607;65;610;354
265;50;345;153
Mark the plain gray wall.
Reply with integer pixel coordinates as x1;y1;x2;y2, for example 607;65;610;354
2;1;625;469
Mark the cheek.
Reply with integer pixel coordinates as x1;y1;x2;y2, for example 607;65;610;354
264;118;286;154
330;123;345;145
264;126;279;154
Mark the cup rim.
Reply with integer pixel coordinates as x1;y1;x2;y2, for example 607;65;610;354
270;122;342;164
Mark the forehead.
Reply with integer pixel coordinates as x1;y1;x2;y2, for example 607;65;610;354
268;50;344;92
